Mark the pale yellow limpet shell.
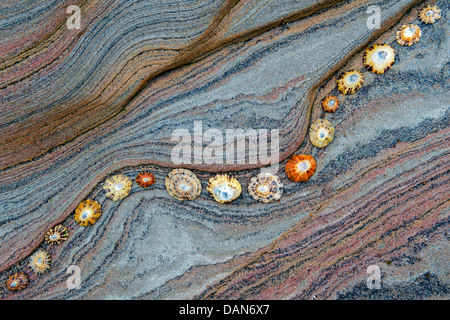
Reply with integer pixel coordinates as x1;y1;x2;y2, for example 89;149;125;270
103;174;133;201
337;70;364;95
419;5;441;24
309;119;334;148
207;174;241;204
363;44;395;74
29;249;52;275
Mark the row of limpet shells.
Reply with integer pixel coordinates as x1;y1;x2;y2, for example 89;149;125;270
7;248;54;290
7;152;322;289
6;3;442;293
163;169;284;204
321;4;441;111
7;160;313;290
5;172;157;287
67;4;444;229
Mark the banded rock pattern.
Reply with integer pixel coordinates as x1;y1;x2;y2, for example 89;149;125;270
1;0;448;299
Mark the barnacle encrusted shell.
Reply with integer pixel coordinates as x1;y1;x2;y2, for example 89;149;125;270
29;249;51;275
6;272;30;292
165;169;202;201
103;174;133;201
285;155;316;182
322;95;339;113
419;5;441;24
74;199;102;226
44;224;69;245
337;70;364;95
248;172;283;203
363;44;395;74
309;119;335;148
207;174;242;204
136;171;156;188
396;24;421;46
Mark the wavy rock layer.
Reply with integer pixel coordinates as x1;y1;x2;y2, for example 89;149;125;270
1;0;448;299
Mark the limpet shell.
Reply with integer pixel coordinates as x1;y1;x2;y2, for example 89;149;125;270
74;199;102;226
103;174;133;201
337;70;364;95
285;155;316;182
419;5;441;24
29;249;51;275
396;24;421;46
136;171;156;188
44;224;69;245
248;172;283;203
6;272;30;292
363;44;395;74
309;119;334;148
165;169;202;201
322;95;339;113
207;174;242;204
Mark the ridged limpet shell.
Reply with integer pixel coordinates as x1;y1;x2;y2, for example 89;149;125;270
285;155;316;182
337;70;364;95
363;44;395;74
44;224;69;245
322;95;339;113
29;249;51;275
6;272;30;292
165;169;202;201
135;171;156;188
74;199;102;226
419;5;441;24
309;119;334;148
103;174;133;201
207;174;242;204
248;172;283;203
396;24;421;46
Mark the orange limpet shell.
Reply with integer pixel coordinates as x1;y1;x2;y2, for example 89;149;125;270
6;272;30;292
74;199;102;226
337;70;364;95
396;24;421;46
285;155;316;182
136;171;156;188
363;44;395;74
418;5;441;24
44;224;69;245
322;95;339;113
28;249;52;275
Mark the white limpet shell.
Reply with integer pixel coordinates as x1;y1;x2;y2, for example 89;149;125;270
396;24;421;46
248;172;283;203
207;174;242;204
363;44;395;74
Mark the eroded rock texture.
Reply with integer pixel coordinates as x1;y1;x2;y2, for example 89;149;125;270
0;0;448;299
